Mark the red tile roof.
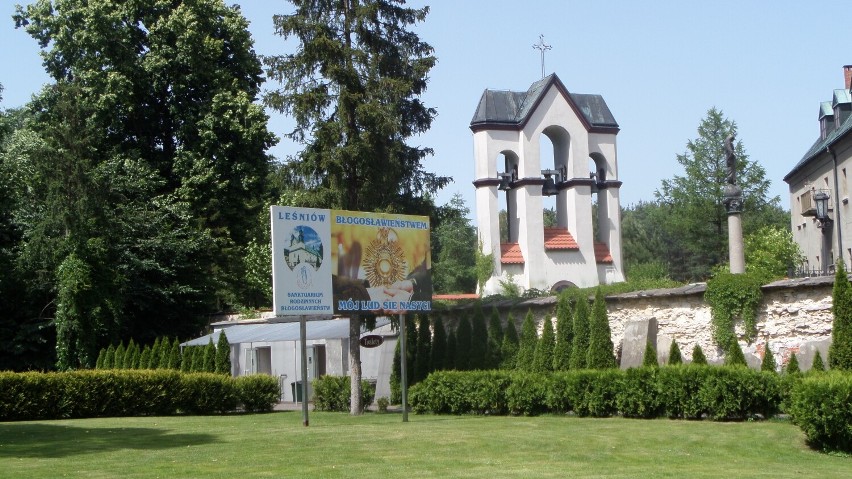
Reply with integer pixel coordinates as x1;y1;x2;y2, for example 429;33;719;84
500;243;524;264
594;242;613;263
544;227;579;250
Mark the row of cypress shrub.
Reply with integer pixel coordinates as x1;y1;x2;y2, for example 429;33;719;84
408;366;785;420
0;369;279;421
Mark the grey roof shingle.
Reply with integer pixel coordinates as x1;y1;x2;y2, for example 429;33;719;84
785;109;852;182
470;74;618;131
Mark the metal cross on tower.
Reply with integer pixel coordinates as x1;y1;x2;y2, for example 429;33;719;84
532;34;552;79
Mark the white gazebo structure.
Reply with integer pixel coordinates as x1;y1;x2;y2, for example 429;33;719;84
471;73;625;295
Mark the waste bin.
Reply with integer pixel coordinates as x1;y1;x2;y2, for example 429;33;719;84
291;381;303;402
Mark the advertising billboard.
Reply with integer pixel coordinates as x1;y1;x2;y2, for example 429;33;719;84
271;206;431;316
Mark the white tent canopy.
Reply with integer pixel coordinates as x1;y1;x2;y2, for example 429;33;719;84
181;317;392;346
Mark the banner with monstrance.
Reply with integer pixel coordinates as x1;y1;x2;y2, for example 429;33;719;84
271;206;432;316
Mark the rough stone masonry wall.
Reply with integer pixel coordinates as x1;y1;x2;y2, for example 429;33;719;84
447;276;838;371
606;278;834;369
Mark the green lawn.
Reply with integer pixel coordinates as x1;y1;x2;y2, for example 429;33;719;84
0;412;847;478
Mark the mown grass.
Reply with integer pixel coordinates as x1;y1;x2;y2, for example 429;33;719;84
0;412;847;478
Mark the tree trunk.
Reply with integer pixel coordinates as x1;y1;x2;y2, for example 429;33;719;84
349;315;363;415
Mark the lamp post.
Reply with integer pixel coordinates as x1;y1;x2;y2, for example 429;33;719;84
814;191;833;274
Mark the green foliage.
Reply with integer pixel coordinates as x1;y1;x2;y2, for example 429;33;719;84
570;299;590;370
553;293;573;371
786;353;800;374
691;344;708;365
453;315;472;371
469;306;488;370
414;316;432;382
430;317;447;372
235;375;280;413
158;337;172;370
216;331;231;375
516;311;537;371
432;194;477;294
313;376;375;413
500;313;519;369
167;340;180;370
376;396;390;413
724;342;747;367
390;339;401;404
103;345;115;369
744;226;804;281
812;350;826;372
114;343;125;370
445;328;457;371
532;319;555;373
642;341;659;368
125;339;138;369
486;308;504;369
586;290;616;369
653;108;785;281
139;346;152;371
203;339;216;373
498;273;522;298
789;372;852;452
705;270;763;350
829;265;852;370
95;349;105;370
474;242;494;294
149;338;162;369
668;339;683;365
0;370;280;420
761;344;777;373
179;346;192;373
409;367;782;421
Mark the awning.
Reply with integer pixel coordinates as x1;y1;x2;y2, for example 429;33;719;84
181;317;392;346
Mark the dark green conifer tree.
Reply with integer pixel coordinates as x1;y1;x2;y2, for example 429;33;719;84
216;331;230;374
642;341;658;368
430;316;447;372
761;343;777;372
124;339;137;369
149;337;162;369
786;353;800;374
486;307;504;369
405;316;417;382
95;348;106;369
414;315;431;382
515;310;537;371
691;344;707;365
139;345;152;370
500;313;519;369
569;298;590;369
192;344;205;372
725;342;747;367
104;344;115;369
168;339;180;370
553;294;573;371
586;290;616;369
158;337;172;369
454;315;472;371
668;338;683;365
532;318;555;373
203;339;216;372
390;340;401;404
114;342;125;369
812;350;825;372
829;263;852;370
180;346;193;372
445;328;457;370
469;305;488;370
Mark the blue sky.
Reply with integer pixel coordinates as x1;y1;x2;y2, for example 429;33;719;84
2;1;851;216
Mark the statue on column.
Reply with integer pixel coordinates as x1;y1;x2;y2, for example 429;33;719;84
723;133;742;213
724;134;736;185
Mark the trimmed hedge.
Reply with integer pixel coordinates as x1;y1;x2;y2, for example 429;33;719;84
312;376;376;412
409;366;783;421
0;370;280;421
789;372;852;452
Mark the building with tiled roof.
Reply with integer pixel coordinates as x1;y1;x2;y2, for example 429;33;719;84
784;66;852;274
471;73;625;294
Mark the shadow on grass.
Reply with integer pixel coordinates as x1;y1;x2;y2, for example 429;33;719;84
0;423;219;458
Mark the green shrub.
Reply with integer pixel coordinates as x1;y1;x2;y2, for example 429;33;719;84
786;353;800;374
586;289;616;369
829;263;852;370
699;367;780;420
618;367;661;418
642;341;658;368
691;344;707;365
657;365;708;419
549;369;620;418
812;350;826;372
312;376;374;412
789;372;852;452
668;339;682;365
178;373;239;414
236;374;280;412
505;371;548;416
376;396;389;413
761;344;777;372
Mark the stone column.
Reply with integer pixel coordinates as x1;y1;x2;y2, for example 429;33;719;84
724;184;745;274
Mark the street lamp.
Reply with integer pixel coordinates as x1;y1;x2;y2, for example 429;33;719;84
814;191;832;228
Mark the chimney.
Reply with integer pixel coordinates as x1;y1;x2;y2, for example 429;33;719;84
844;65;852;90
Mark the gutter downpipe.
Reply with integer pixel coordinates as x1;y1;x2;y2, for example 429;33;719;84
827;145;844;269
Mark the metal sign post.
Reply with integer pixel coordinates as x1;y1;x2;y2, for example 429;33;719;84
300;315;309;427
399;313;408;422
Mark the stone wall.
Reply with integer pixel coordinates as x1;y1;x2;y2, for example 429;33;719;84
442;275;837;372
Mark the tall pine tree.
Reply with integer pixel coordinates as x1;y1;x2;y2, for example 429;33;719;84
532;318;555;373
829;263;852;370
516;310;537;371
454;315;472;371
587;290;616;369
569;298;590;370
264;0;450;415
553;294;573;370
469;305;488;370
500;313;519;370
487;307;504;369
